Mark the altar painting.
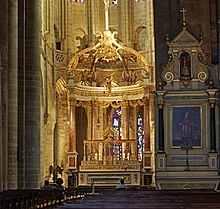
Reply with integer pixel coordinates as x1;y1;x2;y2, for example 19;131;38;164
171;106;201;147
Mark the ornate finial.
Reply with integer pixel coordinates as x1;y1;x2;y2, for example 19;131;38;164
103;0;110;31
180;8;187;27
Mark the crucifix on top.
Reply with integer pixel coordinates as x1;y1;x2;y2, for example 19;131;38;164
180;8;187;28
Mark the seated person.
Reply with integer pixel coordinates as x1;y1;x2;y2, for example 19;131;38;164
116;178;127;190
41;180;53;191
54;178;65;191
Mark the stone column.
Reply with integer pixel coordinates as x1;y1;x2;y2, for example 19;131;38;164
0;0;9;192
18;0;26;190
118;1;133;46
0;55;3;192
8;0;18;189
25;0;41;188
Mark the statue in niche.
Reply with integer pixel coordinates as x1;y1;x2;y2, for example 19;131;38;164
179;51;191;78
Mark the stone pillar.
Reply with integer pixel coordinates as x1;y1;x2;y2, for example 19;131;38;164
25;0;41;188
18;0;26;190
8;0;18;189
0;0;9;192
118;1;133;46
0;55;3;192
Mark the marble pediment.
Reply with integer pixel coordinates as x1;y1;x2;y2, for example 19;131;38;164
169;27;202;48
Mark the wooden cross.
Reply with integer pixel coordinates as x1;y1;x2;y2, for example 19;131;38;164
180;8;187;27
181;145;193;171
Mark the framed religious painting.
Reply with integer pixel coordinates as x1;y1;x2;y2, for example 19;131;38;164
171;106;202;147
68;155;77;169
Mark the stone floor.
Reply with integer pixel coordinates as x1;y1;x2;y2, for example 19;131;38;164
57;189;220;209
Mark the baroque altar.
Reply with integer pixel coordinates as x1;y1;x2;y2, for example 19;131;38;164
65;0;155;187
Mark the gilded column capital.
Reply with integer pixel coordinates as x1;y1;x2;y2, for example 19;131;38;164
121;100;129;107
142;97;149;106
157;101;164;109
209;99;216;108
69;98;77;106
92;100;99;107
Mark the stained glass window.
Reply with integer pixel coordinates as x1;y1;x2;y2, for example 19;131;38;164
112;107;122;160
137;114;144;161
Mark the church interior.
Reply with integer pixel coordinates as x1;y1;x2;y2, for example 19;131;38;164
0;0;220;193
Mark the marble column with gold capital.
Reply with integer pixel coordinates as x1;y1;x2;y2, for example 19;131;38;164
121;100;129;140
209;101;216;152
121;100;129;160
207;89;218;152
92;100;99;141
69;101;76;152
158;101;164;152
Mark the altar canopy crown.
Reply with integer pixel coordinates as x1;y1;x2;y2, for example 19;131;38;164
67;0;152;92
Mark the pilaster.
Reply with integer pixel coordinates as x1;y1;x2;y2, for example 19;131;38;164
8;0;18;189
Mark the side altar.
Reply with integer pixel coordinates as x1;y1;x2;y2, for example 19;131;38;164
155;9;219;190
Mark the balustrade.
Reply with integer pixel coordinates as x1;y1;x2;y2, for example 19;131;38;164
83;139;138;164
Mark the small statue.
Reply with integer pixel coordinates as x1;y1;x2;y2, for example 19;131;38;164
49;165;63;183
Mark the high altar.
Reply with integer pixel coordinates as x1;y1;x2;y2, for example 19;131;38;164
65;0;155;187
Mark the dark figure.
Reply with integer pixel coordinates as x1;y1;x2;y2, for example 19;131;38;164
41;180;53;191
54;178;65;191
116;178;127;190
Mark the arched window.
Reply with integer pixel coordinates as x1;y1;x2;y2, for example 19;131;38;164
112;107;122;159
137;114;144;161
